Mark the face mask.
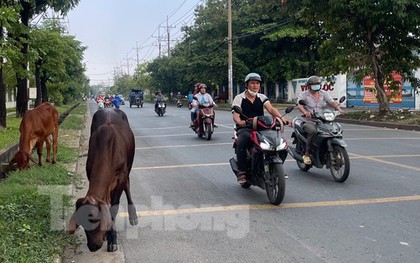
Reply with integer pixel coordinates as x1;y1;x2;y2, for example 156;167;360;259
310;84;321;91
247;89;258;97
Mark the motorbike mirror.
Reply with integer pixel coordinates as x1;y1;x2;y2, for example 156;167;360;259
339;96;346;103
285;106;294;114
232;105;243;114
298;99;306;106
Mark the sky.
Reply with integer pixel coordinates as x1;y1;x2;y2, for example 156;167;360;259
65;0;203;86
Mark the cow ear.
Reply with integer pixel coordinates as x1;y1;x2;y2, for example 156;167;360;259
8;157;18;171
68;212;79;234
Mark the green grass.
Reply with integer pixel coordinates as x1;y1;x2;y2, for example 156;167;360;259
59;103;86;130
0;101;85;262
0;117;21;148
0;163;77;263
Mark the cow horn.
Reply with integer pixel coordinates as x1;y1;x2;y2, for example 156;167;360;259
28;154;39;165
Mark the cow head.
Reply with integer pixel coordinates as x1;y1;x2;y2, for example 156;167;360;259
9;151;37;170
68;196;113;252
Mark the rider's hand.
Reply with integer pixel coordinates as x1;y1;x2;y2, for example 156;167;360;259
304;111;312;118
283;118;292;127
338;108;345;115
237;120;246;127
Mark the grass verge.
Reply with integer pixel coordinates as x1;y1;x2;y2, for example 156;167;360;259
0;102;86;263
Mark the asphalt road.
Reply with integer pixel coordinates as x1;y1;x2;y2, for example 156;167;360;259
82;100;420;263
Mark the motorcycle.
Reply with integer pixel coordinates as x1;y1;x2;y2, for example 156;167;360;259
288;96;350;182
97;99;104;109
229;105;294;205
104;98;113;108
191;97;216;140
177;99;183;108
155;101;166;116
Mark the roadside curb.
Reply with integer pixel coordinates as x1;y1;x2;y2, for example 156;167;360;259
337;117;420;131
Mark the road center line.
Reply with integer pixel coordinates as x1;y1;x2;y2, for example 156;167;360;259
136;142;231;150
119;195;420;218
348;153;420;171
132;154;420;170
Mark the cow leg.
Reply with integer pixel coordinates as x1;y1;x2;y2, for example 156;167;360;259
107;190;123;252
106;226;118;252
125;178;138;226
52;126;58;164
45;135;52;163
36;140;44;166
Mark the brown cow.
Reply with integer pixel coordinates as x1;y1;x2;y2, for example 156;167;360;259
68;108;138;252
9;102;59;170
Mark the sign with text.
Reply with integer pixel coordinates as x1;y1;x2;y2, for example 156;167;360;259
363;73;402;104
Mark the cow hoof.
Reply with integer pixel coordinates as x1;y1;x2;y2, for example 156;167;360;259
107;243;118;252
129;217;138;226
52;160;56;164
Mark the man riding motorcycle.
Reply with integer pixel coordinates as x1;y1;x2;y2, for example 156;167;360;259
297;75;345;165
232;73;290;185
154;90;166;111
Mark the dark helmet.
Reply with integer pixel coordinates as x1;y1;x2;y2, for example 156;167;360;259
244;73;262;83
306;76;321;86
306;76;322;91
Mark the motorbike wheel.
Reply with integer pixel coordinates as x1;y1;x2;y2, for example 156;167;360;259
265;163;286;205
330;145;350;182
241;182;251;189
204;123;212;140
296;159;311;172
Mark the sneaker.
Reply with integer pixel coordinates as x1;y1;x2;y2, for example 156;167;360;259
189;122;195;128
303;155;312;165
285;174;289;179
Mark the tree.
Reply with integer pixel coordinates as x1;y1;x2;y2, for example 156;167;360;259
0;6;20;129
301;0;420;115
12;0;80;117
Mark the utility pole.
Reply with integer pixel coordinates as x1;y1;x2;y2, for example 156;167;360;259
136;42;140;66
166;16;175;57
228;0;233;104
126;57;130;75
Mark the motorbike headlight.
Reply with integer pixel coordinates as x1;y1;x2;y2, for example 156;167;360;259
259;140;272;150
323;112;335;121
276;139;287;151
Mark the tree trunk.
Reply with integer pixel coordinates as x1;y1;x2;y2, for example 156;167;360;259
0;21;6;130
15;0;31;118
41;74;48;102
35;62;42;107
367;29;390;116
0;65;6;130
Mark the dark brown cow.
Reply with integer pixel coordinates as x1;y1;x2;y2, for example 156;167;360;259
9;102;59;170
68;108;138;252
